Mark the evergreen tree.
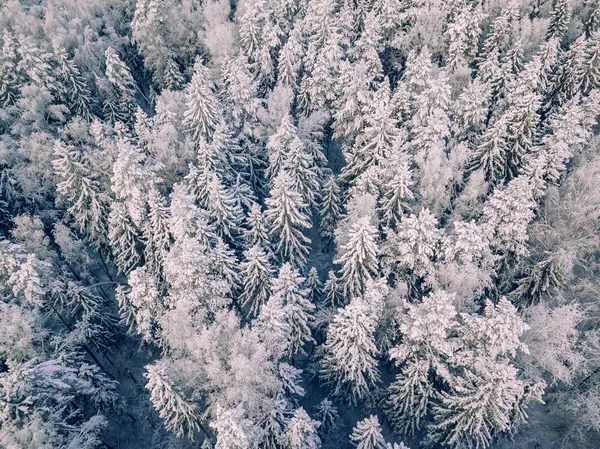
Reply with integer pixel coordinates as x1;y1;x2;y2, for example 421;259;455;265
145;362;202;440
306;267;323;303
277;25;304;90
164;58;185;91
108;202;143;274
144;187;172;278
342;79;397;188
265;171;312;267
125;266;163;343
580;30;600;94
183;58;221;143
314;398;339;433
322;296;380;406
271;263;315;357
281;407;321;449
350;416;387;449
266;114;301;181
378;157;414;229
547;0;572;41
221;54;261;133
319;175;342;242
482;175;537;258
385;208;440;279
54;46;92;120
323;270;344;308
52;140;108;246
210;404;262;449
245;203;271;250
238;0;282;85
240;244;274;316
335;217;380;300
204;172;243;242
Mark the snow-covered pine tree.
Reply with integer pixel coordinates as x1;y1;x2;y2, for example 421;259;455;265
335;216;380;300
183;58;221;142
314;398;339;433
210;404;262;449
285;138;321;208
306;267;323;303
271;263;315;357
266;114;301;181
319;175;342;242
108;202;144;274
281;407;321;449
124;266;163;343
384;208;440;279
245;203;271;250
482;175;537;259
221;54;261;134
144;187;172;278
321;295;380;405
342;78;397;190
276;24;304;90
546;0;572;41
580;29;600;94
54;46;92;121
350;415;387;449
378;156;414;229
238;0;282;86
203;172;243;243
145;362;203;440
104;46;136;119
164;58;185;91
240;244;274;316
323;270;344;308
52;140;108;246
386;290;458;436
265;171;312;268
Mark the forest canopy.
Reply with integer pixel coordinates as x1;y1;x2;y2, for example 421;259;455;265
1;1;600;449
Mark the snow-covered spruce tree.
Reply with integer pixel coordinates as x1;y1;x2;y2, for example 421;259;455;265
164;58;185;91
481;175;537;260
104;46;136;119
378;155;414;229
210;404;263;449
306;267;323;303
319;175;342;242
323;270;344;308
107;201;144;274
314;398;339;433
183;58;221;143
245;202;271;250
546;0;572;41
237;0;282;86
271;263;315;358
281;407;321;449
54;46;92;121
240;244;274;316
265;171;312;268
144;187;173;278
386;290;458;436
384;208;440;280
124;266;163;343
52;140;108;246
285;137;321;208
335;216;380;301
350;415;387;449
221;54;261;134
266;114;301;181
342;79;397;190
321;294;381;405
145;362;203;440
203;172;243;243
